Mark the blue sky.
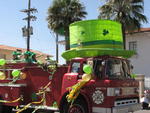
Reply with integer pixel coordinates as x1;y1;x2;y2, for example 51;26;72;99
0;0;150;64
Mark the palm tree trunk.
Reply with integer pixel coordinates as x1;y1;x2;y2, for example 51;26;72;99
65;36;70;50
65;27;70;50
122;25;126;50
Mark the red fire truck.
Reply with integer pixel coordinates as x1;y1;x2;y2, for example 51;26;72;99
0;20;141;113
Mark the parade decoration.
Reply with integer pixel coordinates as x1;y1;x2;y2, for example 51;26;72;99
62;20;135;60
0;96;23;104
24;51;37;63
0;71;6;80
66;65;92;103
16;82;51;113
83;64;92;74
0;59;6;66
19;72;27;80
12;69;21;78
131;73;137;79
12;51;22;60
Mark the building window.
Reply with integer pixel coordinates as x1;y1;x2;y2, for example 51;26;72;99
129;41;137;51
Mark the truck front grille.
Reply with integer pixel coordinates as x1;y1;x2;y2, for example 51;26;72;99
114;99;138;107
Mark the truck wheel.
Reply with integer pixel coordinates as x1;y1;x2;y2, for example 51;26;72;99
62;98;88;113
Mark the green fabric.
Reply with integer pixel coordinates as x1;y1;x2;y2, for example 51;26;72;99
62;48;135;61
70;40;123;49
69;20;123;49
62;20;134;60
24;51;36;63
71;44;123;49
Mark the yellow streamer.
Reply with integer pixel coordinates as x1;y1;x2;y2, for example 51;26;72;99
0;96;23;103
16;96;44;113
16;82;51;113
66;74;92;103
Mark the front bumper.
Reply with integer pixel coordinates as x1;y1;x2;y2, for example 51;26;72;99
92;103;142;113
113;103;142;113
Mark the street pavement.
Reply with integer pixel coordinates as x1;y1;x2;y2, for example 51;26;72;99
53;110;150;113
135;110;150;113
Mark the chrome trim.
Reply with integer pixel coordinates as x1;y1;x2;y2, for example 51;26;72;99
92;103;141;113
92;107;111;113
113;103;142;113
0;83;27;87
115;99;138;107
0;69;23;71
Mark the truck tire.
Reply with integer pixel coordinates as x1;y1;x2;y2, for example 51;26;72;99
61;97;88;113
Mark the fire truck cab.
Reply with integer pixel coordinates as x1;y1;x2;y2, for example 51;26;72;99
60;56;141;113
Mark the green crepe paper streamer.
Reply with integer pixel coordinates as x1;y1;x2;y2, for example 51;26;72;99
12;69;21;78
31;93;38;101
131;74;137;79
0;59;6;66
83;65;92;74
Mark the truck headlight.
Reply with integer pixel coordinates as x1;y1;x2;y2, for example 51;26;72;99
0;71;6;80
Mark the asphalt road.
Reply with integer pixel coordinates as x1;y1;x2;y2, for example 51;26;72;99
135;110;150;113
54;110;150;113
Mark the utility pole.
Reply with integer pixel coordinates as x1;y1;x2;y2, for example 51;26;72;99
56;33;59;63
21;0;37;51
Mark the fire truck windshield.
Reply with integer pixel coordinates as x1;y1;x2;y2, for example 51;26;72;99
106;58;131;79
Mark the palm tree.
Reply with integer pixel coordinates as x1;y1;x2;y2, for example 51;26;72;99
47;0;87;51
98;0;148;49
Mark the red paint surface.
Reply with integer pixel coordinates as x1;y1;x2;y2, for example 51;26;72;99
0;56;139;112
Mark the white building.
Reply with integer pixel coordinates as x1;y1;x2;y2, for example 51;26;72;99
126;28;150;88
